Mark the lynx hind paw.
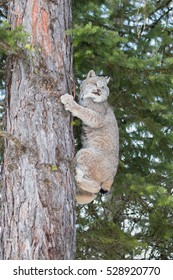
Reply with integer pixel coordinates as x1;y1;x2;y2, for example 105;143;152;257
76;192;97;204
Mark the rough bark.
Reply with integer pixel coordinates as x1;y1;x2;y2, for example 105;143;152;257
0;0;76;259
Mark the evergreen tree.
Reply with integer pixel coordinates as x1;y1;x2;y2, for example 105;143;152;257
73;0;173;259
0;0;75;259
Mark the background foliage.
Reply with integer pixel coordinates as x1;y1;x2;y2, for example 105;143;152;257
73;0;173;260
0;0;173;259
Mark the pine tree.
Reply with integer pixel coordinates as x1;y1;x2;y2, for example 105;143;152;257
0;0;75;260
73;0;173;260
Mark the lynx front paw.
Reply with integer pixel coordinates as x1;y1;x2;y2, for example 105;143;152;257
61;94;75;111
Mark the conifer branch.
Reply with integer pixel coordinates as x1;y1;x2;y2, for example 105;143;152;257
0;39;10;51
141;7;173;33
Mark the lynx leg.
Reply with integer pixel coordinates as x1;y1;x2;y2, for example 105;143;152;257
75;167;101;194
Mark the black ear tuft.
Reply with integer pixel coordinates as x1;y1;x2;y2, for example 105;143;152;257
105;76;110;84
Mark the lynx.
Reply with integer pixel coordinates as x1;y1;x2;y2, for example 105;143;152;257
61;70;119;204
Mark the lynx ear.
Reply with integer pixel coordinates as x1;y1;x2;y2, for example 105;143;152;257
87;70;96;79
105;76;110;84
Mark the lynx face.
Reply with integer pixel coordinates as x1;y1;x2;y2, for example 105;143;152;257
79;72;110;103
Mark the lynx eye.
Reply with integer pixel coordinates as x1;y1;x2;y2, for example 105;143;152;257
91;82;97;86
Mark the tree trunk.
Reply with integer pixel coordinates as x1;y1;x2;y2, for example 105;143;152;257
0;0;75;260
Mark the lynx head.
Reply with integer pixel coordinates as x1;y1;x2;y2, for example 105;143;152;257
79;70;110;103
